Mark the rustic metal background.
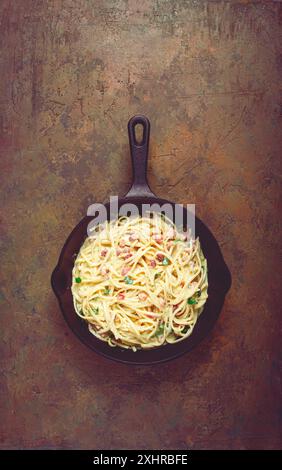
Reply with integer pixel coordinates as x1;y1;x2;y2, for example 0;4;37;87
0;0;281;449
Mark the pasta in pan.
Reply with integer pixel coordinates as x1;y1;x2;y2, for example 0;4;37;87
71;214;208;350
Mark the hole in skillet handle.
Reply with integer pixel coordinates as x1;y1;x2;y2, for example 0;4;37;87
129;115;148;147
134;123;145;145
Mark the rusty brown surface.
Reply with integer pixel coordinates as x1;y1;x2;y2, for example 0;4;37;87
0;0;281;450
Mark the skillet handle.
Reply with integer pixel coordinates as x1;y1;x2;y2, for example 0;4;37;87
125;115;155;198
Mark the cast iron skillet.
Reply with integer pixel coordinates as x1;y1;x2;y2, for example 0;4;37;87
51;115;231;365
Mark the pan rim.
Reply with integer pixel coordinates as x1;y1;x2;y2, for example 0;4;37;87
51;196;231;365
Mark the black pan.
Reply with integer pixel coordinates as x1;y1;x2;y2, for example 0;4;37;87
51;115;231;365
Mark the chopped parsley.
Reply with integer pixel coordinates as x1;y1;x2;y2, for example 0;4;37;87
155;323;165;336
92;307;99;315
124;276;133;285
104;287;110;295
187;297;198;305
162;257;169;266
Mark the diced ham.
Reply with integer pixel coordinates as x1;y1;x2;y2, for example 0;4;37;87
100;249;108;257
100;266;109;276
129;233;138;242
150;260;156;268
145;312;159;318
116;248;122;256
119;239;126;247
124;253;132;260
138;292;148;301
121;266;130;276
117;293;125;301
156;253;164;262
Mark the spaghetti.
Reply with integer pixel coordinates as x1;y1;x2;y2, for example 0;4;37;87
71;214;208;350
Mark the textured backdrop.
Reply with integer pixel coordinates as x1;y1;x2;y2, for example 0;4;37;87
0;0;281;449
